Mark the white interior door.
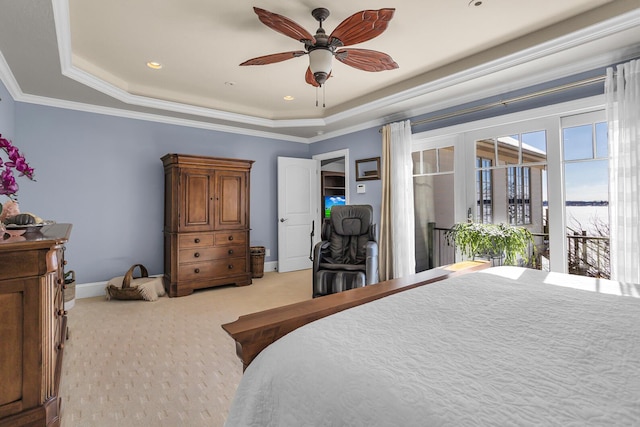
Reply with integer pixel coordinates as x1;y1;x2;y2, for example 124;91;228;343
277;157;319;272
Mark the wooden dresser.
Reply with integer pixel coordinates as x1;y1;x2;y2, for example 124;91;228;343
0;223;72;427
162;154;254;297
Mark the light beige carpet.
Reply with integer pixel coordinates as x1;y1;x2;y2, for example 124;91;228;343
60;269;312;427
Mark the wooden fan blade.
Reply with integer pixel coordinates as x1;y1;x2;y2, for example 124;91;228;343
329;9;395;47
335;49;398;72
305;67;320;87
240;51;306;66
305;67;332;87
253;7;315;44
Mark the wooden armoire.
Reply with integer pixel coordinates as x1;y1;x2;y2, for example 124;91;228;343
162;154;254;297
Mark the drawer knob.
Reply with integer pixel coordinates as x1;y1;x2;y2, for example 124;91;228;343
58;343;64;350
228;249;234;255
194;268;200;274
195;238;200;243
63;260;68;265
194;252;200;258
58;309;67;316
57;278;63;285
228;264;233;270
228;235;234;241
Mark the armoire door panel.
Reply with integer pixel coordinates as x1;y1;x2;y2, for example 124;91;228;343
181;172;212;230
216;171;246;229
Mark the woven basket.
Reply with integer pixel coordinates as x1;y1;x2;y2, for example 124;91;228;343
250;246;266;278
105;264;149;300
64;270;76;309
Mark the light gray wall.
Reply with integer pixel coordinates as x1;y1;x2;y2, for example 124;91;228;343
310;127;383;229
11;101;309;283
2;65;611;284
0;82;14;139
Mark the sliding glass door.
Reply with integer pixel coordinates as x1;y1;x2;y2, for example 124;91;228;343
468;123;552;270
561;111;609;277
412;94;611;277
412;136;460;270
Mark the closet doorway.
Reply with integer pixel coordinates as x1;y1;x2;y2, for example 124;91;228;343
312;149;350;247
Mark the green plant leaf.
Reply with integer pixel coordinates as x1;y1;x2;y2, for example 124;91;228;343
445;222;534;265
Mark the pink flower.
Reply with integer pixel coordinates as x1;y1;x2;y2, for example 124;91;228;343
0;134;35;200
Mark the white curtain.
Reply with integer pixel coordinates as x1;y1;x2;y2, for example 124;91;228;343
379;120;416;280
606;59;640;284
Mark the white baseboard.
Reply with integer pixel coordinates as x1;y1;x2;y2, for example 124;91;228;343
264;260;278;272
75;263;280;299
76;280;108;299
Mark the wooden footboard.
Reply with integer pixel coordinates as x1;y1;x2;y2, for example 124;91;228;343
222;261;489;370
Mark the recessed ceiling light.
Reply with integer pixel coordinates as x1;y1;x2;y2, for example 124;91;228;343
283;95;295;101
468;0;483;6
225;81;236;86
146;61;162;70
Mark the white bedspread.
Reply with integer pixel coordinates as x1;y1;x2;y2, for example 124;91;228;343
225;267;640;426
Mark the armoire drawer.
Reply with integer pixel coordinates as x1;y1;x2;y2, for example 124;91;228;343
177;257;248;281
178;245;245;263
178;233;215;248
214;231;246;246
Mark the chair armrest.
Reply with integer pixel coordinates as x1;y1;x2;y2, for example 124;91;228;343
312;241;329;294
365;241;379;285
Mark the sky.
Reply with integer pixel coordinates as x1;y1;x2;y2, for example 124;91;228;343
519;122;609;203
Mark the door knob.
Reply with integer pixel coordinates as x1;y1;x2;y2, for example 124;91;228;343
280;218;288;222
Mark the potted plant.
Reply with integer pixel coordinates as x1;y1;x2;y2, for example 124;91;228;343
445;221;534;265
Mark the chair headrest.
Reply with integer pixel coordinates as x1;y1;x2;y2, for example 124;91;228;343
330;205;373;236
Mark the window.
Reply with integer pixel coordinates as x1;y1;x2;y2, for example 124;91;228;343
412;98;609;276
412;142;456;270
475;132;545;226
412;146;454;175
561;112;609;277
476;157;493;223
507;166;531;225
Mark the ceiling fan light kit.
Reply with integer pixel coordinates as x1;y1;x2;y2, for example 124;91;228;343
240;6;398;105
308;48;333;86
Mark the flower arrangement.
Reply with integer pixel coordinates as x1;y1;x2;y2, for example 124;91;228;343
0;134;35;200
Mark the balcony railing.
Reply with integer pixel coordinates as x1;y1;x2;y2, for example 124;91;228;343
427;223;610;279
566;231;610;278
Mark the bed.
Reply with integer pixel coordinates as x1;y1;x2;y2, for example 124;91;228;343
224;266;640;426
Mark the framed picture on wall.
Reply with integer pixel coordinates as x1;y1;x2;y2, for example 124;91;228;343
355;157;381;181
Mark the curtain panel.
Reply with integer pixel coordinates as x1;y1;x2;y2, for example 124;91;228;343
606;59;640;284
379;120;416;280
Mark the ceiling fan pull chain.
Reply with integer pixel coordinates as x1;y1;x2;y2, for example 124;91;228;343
323;84;326;108
316;87;319;107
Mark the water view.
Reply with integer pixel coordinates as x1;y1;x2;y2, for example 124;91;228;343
565;205;609;235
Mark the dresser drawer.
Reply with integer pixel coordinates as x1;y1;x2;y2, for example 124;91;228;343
177;257;247;281
0;251;40;280
178;233;215;248
214;231;246;246
178;245;245;263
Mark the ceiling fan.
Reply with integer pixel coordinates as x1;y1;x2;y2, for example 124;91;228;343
240;7;398;88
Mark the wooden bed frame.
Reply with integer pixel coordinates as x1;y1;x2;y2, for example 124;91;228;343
222;261;489;370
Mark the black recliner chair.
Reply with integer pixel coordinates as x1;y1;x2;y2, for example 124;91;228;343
312;204;379;298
